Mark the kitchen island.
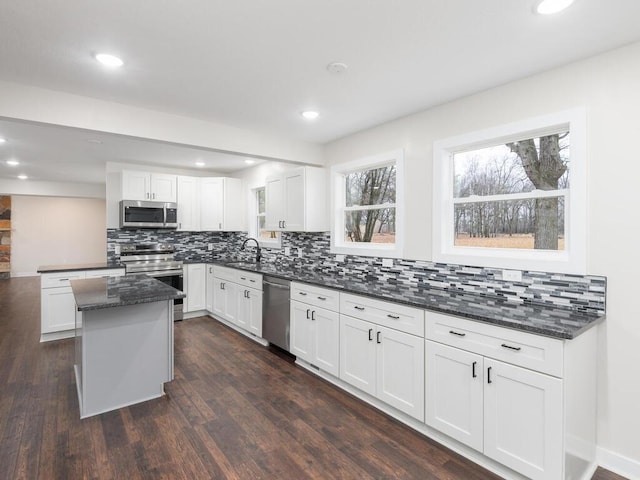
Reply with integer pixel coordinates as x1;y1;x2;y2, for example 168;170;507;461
71;274;185;419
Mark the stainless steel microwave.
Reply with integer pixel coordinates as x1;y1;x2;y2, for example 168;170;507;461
119;200;178;229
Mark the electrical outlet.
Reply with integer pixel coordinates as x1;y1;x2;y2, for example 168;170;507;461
114;245;121;255
382;258;393;267
297;249;303;258
207;243;214;251
284;247;291;256
335;254;345;262
502;269;522;282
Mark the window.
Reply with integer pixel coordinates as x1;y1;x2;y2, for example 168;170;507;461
253;187;281;247
433;109;586;274
331;150;404;258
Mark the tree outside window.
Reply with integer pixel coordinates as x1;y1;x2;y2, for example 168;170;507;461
331;150;404;258
256;187;280;246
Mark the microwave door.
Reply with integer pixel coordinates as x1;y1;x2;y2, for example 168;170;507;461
124;205;165;227
164;206;178;227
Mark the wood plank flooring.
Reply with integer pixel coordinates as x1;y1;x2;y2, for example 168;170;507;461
0;276;628;479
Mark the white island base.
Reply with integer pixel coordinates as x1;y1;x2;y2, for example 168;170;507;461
75;300;174;419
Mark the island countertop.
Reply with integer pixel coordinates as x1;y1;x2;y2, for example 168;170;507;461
71;274;185;311
38;262;124;273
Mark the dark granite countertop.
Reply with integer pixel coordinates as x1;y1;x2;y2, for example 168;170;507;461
210;258;604;340
37;262;124;274
71;274;186;312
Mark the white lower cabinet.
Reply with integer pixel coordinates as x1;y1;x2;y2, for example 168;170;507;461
340;315;424;420
211;266;263;339
40;268;125;341
426;311;595;480
212;277;238;324
237;286;262;336
291;299;340;377
184;263;206;313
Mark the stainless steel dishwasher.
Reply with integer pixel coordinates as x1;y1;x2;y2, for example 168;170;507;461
262;276;291;352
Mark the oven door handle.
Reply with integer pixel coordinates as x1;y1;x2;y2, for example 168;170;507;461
146;270;184;278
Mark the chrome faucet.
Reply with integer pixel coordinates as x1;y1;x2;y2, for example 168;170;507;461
241;237;262;263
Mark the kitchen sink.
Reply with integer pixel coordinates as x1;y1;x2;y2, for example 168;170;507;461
225;261;260;268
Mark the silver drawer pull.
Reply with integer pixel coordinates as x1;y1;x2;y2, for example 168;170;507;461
387;314;400;319
354;306;365;311
59;278;69;282
449;330;466;337
501;343;522;351
240;277;246;280
298;292;308;296
317;296;326;301
250;279;256;283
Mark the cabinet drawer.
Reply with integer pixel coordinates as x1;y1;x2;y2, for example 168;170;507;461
213;266;238;283
84;268;125;279
425;311;564;377
291;282;339;312
236;271;263;290
340;293;424;337
41;271;85;288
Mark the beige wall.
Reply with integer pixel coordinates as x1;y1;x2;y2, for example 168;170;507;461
11;196;106;276
324;41;640;475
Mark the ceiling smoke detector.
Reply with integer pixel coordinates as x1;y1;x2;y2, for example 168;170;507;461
326;62;348;75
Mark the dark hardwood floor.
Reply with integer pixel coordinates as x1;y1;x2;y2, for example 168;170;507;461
0;276;628;479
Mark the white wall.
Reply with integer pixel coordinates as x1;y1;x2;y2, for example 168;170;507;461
11;196;106;276
0;179;104;199
324;41;640;476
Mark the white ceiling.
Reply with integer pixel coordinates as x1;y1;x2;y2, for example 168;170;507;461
1;0;640;185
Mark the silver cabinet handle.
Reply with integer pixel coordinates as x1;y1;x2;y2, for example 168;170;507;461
249;279;256;283
298;292;307;296
501;343;522;351
387;314;399;319
354;306;365;311
306;309;310;319
368;328;373;341
376;331;381;344
311;310;316;321
152;192;155;200
240;277;246;280
317;296;326;301
59;278;69;282
449;330;466;337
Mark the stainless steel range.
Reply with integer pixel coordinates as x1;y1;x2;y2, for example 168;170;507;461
120;243;184;321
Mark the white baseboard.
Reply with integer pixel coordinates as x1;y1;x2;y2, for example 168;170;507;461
597;447;640;479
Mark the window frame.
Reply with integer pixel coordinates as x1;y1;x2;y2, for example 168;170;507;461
432;109;587;274
331;149;404;258
250;186;281;248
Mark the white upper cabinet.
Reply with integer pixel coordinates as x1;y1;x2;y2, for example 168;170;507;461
177;176;200;231
200;177;244;232
265;166;327;232
175;176;244;232
122;170;177;202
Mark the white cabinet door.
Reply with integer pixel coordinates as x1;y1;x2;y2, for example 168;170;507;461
339;315;376;396
177;176;200;231
238;286;262;337
282;168;305;231
426;341;484;450
206;265;214;313
376;326;425;421
212;278;226;319
122;170;150;201
41;286;77;333
484;358;563;480
291;300;314;362
312;307;340;377
151;173;177;202
222;281;238;325
264;175;284;230
200;177;224;231
185;264;206;312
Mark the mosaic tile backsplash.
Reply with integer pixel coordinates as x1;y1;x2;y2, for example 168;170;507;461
107;229;606;314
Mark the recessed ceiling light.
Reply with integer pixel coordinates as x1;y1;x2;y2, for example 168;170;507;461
301;111;319;120
18;174;28;180
535;0;574;14
6;160;19;166
0;138;6;144
195;161;205;167
244;159;255;165
95;53;124;68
